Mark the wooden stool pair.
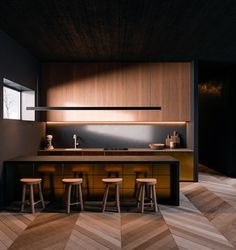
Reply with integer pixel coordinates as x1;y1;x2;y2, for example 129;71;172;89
20;177;84;214
101;177;159;213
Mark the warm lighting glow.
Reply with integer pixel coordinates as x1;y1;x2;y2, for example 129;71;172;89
199;82;223;96
46;121;186;125
62;110;136;121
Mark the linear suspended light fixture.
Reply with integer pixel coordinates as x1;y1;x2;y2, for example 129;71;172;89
27;106;161;111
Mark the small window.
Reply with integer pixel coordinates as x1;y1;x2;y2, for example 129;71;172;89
3;78;35;121
3;86;21;120
22;91;35;121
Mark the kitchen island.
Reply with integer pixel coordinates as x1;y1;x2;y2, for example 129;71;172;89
38;147;193;181
4;155;179;207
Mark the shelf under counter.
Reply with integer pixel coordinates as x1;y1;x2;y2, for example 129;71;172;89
38;148;194;181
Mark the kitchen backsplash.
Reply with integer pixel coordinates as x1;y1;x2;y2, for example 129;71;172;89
46;124;186;148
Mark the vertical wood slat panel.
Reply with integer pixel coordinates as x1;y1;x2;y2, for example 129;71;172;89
42;62;191;122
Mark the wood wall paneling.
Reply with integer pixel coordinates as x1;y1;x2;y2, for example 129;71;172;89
42;63;191;122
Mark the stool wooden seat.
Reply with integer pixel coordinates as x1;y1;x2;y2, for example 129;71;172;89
133;165;149;198
38;165;56;199
62;178;84;214
102;178;122;213
20;178;45;214
105;165;122;178
71;165;90;197
136;178;158;213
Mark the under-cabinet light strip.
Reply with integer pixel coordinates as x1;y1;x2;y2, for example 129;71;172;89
27;106;161;111
46;121;187;125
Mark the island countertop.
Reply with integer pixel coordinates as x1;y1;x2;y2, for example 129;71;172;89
5;155;179;164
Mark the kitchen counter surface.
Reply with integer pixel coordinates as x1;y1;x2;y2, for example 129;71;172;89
38;147;193;152
5;155;179;164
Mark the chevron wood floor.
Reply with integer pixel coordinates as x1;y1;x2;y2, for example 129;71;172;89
1;164;236;250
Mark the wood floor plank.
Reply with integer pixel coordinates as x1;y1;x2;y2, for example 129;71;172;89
8;213;78;250
161;188;235;249
0;240;7;250
121;213;178;250
182;183;236;248
65;212;121;250
0;212;36;249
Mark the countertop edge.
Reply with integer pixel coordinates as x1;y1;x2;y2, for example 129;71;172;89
38;148;194;152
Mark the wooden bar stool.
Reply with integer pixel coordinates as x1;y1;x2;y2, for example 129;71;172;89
20;178;45;214
136;178;159;213
71;164;90;197
102;178;123;213
105;165;122;178
38;165;56;199
62;178;84;214
133;165;149;198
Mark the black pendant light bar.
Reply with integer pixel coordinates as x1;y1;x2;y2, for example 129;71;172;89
27;106;161;111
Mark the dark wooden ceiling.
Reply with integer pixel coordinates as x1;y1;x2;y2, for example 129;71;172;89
1;0;236;62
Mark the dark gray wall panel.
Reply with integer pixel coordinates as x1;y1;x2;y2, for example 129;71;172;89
0;30;45;209
46;124;186;148
198;62;236;177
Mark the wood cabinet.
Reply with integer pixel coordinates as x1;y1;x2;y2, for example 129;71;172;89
42;62;191;122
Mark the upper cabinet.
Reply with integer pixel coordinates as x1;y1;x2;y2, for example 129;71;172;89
42;62;191;122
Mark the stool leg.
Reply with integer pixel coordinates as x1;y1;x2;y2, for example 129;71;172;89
29;184;35;214
102;184;109;212
152;185;158;212
144;172;148;196
149;185;154;208
115;184;120;213
72;172;77;198
78;183;84;211
21;184;26;212
67;184;72;214
49;173;55;200
141;184;145;213
85;173;90;198
39;183;45;208
77;173;83;203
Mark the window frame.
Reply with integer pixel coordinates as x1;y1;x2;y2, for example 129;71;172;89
3;78;35;121
3;85;21;120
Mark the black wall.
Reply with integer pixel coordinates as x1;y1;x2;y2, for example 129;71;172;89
0;30;45;209
46;123;186;148
198;62;236;177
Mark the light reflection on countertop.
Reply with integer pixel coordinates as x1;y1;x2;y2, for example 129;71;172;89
39;148;193;152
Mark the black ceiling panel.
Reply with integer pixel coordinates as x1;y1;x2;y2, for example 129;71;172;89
1;0;236;62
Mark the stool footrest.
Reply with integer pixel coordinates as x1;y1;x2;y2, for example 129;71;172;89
22;199;43;206
68;202;82;206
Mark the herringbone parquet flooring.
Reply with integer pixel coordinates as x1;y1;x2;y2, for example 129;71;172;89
1;165;236;250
